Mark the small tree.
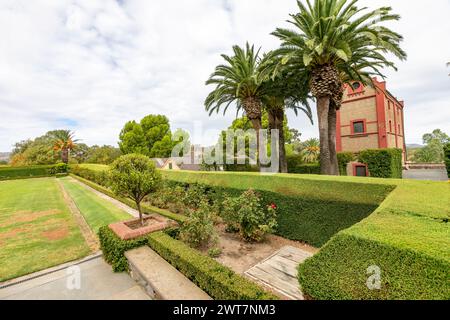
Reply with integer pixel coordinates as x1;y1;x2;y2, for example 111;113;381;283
109;154;162;226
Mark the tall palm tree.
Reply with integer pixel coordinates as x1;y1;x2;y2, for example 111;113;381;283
259;53;313;172
52;130;78;164
272;0;406;175
205;43;266;165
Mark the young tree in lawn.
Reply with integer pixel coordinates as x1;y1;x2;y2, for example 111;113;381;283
109;154;162;226
51;130;78;164
272;0;406;175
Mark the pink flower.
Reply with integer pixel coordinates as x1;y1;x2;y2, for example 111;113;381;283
269;203;277;210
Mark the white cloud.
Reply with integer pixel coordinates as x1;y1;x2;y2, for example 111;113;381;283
0;0;449;151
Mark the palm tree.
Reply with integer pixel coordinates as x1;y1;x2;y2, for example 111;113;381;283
301;138;320;163
272;0;407;175
259;53;313;172
52;130;78;164
205;43;266;165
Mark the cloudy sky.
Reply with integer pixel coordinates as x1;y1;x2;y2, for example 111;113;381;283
0;0;449;151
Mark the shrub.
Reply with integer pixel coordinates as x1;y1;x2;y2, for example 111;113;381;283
444;143;450;178
70;173;187;224
98;226;148;272
288;163;320;174
147;232;278;300
110;154;162;226
179;200;217;248
358;148;403;178
70;165;110;186
160;171;393;247
222;189;277;242
208;247;222;258
337;152;354;176
0;164;67;180
48;163;69;174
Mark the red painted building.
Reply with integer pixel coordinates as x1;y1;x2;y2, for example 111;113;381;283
336;78;406;176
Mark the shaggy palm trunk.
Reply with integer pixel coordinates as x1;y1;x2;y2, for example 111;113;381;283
61;148;69;164
328;107;339;175
316;97;331;174
243;96;263;169
274;109;287;173
310;64;341;175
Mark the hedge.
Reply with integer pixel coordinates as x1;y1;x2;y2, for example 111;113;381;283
444;143;450;178
298;178;450;300
0;164;68;180
69;173;186;223
337;152;354;176
358;148;403;178
147;231;278;300
98;226;148;272
160;171;393;247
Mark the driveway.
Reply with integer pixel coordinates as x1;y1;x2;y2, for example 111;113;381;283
403;169;448;181
0;254;150;300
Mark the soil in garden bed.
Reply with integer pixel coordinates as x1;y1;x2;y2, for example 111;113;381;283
208;225;318;275
125;217;162;230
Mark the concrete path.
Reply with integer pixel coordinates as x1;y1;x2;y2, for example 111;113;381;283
0;254;150;300
244;246;312;300
403;169;448;181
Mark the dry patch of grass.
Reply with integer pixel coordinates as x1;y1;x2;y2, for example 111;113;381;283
0;178;90;282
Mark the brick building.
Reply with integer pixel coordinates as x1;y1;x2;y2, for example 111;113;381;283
336;78;406;176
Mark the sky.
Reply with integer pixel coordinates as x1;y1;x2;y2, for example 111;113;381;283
0;0;449;151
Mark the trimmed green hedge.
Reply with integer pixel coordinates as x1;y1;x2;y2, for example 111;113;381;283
0;164;68;180
288;163;320;174
69;174;186;223
98;226;148;272
160;171;393;247
444;143;450;178
337;152;354;176
147;231;278;300
298;178;450;300
358;148;403;178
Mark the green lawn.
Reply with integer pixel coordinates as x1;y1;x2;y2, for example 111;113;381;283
78;163;110;171
0;178;90;282
59;177;130;233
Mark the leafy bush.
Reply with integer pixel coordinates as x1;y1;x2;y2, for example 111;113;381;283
98;226;148;272
147;231;278;300
222;189;277;242
337;152;354;176
48;163;69;174
444;143;450;178
288;163;320;174
179;200;217;248
358;148;403;178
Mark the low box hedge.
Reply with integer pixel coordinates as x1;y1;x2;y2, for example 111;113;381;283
160;170;393;247
147;231;278;300
98;225;148;272
298;179;450;300
0;165;61;180
358;148;403;178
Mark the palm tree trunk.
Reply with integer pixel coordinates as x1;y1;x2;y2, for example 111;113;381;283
316;97;331;175
249;118;262;169
62;148;69;164
274;109;288;173
328;106;339;175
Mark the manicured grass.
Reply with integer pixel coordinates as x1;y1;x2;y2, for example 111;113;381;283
59;177;131;233
0;178;90;282
78;163;110;171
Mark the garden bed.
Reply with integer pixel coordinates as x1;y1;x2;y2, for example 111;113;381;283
208;224;317;274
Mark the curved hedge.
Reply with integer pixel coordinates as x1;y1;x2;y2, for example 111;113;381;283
298;179;450;300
